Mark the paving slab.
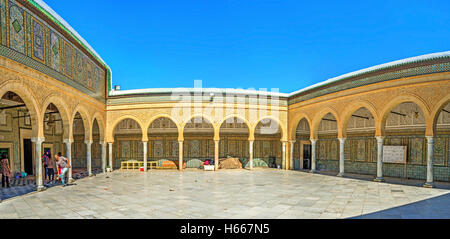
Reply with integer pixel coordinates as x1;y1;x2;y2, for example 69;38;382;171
0;169;449;219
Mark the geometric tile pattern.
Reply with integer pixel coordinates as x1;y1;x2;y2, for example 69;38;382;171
1;0;106;101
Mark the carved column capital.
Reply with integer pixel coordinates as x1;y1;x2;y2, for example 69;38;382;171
31;137;45;144
63;138;74;144
375;136;385;143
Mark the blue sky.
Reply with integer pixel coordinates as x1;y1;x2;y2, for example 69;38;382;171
44;0;449;93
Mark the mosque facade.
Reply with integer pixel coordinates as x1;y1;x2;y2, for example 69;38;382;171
0;0;449;191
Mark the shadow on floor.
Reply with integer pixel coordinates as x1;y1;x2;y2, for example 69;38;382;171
350;192;450;219
293;169;450;190
0;168;102;201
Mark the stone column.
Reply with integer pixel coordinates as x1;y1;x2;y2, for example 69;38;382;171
214;140;219;171
63;139;74;183
108;142;113;172
337;138;346;177
310;139;317;173
100;141;107;173
178;140;183;171
31;137;45;191
424;136;435;188
85;140;93;176
281;141;287;170
289;140;296;170
143;141;148;171
374;136;385;182
249;140;254;170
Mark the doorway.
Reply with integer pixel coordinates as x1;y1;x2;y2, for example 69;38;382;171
0;148;9;168
43;147;52;157
303;144;311;170
23;139;33;175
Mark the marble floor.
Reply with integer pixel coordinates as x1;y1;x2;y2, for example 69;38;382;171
0;169;449;219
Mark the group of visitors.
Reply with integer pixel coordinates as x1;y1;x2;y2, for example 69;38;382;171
0;151;71;189
42;151;71;186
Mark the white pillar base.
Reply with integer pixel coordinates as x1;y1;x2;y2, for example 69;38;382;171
143;141;148;172
375;136;385;181
425;136;434;188
214;140;219;171
63;139;74;184
178;141;184;171
423;182;435;188
108;142;113;172
374;177;385;182
338;138;346;177
249;140;254;171
289;140;295;171
281;141;287;170
310;139;317;173
100;141;107;173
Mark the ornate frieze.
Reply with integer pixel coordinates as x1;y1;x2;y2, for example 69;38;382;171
0;0;106;102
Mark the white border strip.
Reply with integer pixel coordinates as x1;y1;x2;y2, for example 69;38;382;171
30;2;450;99
110;51;449;98
109;88;290;98
288;51;450;97
34;0;109;67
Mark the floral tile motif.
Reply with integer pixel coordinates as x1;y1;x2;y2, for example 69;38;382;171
9;4;24;54
170;140;179;157
2;0;106;99
356;139;366;161
153;140;164;157
434;137;445;166
331;140;338;160
31;17;44;62
190;140;201;157
64;41;73;77
50;31;60;71
410;138;423;164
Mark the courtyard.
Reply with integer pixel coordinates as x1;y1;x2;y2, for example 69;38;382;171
0;169;449;219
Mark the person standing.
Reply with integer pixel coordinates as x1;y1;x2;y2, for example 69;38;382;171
55;152;70;187
42;150;50;182
46;154;55;184
1;152;11;188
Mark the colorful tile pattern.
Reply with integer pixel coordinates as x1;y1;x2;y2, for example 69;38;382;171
0;0;106;101
8;2;24;53
49;31;59;70
31;16;44;62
